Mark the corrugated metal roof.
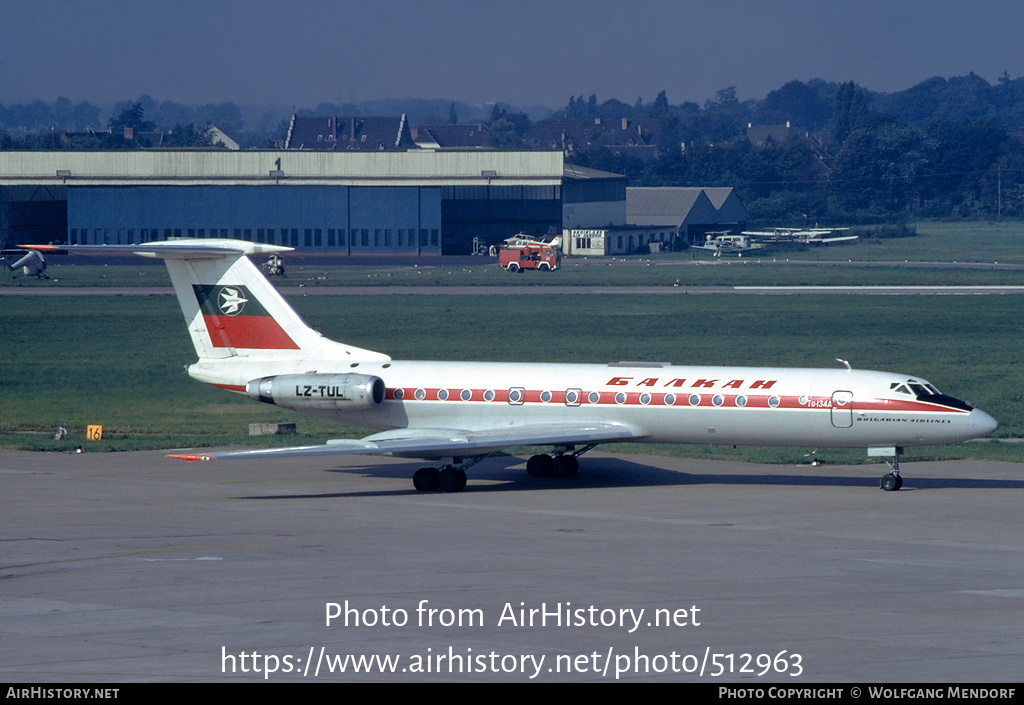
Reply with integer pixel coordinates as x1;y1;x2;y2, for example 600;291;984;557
706;188;748;222
0;150;566;187
626;187;725;226
701;187;734;209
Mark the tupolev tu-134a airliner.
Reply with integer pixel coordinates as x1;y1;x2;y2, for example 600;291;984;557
85;239;997;493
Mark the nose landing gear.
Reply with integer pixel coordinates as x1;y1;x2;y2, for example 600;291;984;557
879;448;904;491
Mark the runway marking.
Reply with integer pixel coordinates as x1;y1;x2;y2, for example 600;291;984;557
959;588;1024;599
736;285;1024;293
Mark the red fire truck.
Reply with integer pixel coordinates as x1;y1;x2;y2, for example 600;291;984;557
497;234;562;272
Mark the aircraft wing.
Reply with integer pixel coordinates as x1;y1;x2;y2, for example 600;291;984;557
62;240;292;259
168;422;642;462
2;244;68;255
814;235;859;244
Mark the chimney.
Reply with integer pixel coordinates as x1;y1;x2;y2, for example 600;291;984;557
622;117;628;130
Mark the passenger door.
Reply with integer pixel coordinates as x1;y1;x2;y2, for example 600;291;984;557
831;391;853;428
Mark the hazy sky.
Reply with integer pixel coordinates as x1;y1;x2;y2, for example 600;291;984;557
4;0;1024;110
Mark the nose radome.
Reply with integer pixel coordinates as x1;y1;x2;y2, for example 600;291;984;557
969;409;998;437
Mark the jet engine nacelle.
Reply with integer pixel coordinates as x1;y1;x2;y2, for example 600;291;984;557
247;373;386;410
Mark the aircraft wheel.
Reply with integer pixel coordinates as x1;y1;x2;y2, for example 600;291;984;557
437;467;467;493
413;467;439;492
880;473;901;492
526;454;554;478
552;454;579;478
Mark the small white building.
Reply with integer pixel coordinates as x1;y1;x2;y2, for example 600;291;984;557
564;225;679;256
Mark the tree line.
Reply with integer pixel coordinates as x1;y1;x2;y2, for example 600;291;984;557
564;78;1024;222
4;73;1024;221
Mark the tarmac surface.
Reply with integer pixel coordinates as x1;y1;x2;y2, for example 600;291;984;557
2;448;1022;682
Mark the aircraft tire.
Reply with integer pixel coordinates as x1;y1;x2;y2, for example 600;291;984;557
527;454;555;478
414;467;440;492
437;468;467;493
880;473;901;492
552;454;579;478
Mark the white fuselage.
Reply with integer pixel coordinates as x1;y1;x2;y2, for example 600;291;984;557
189;358;995;450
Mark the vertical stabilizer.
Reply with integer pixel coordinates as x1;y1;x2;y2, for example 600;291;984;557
132;239;389;363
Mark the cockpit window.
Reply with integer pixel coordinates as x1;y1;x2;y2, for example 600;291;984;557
909;384;929;397
910;381;972;411
891;379;970;410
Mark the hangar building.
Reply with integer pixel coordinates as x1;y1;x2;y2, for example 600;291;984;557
0;150;626;255
1;152;745;256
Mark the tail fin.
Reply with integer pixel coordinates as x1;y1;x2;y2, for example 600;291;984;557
134;239;389;363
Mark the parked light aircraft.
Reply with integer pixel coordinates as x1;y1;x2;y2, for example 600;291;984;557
742;227;858;246
89;239;997;493
695;231;758;256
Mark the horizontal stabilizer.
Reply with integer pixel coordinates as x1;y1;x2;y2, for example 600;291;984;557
67;239;292;259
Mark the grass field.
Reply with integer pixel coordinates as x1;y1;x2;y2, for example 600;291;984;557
785;221;1024;263
5;221;1024;289
1;292;1019;463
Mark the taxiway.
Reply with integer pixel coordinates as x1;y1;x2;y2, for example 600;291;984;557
1;448;1021;682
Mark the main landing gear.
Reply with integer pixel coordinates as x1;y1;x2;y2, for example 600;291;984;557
880;448;904;491
413;465;467;493
411;446;597;493
413;455;487;493
527;453;578;478
526;444;596;479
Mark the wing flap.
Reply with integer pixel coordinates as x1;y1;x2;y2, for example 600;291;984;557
168;422;641;462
